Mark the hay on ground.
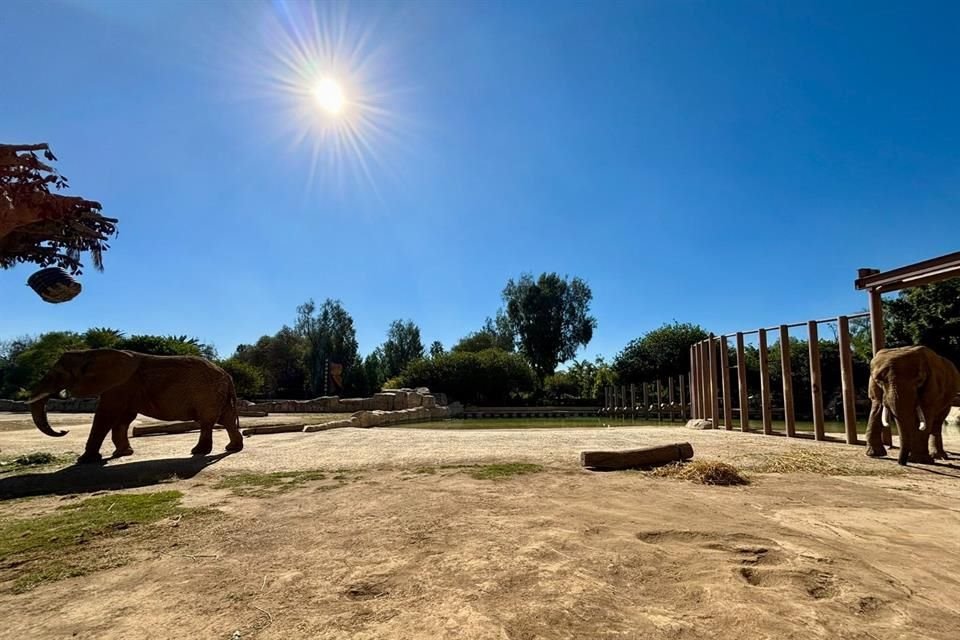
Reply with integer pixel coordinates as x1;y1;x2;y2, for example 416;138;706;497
650;460;749;486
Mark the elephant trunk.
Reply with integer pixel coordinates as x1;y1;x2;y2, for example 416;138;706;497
28;393;69;438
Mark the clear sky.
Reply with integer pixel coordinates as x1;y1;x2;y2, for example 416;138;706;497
2;0;958;363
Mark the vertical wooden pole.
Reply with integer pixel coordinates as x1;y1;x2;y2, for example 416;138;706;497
736;332;749;431
779;325;796;438
708;336;720;427
808;321;826;441
698;341;708;420
668;377;676;421
838;315;859;445
867;288;892;447
689;347;698;418
720;336;733;430
758;329;773;435
656;379;663;422
680;374;687;420
642;380;649;416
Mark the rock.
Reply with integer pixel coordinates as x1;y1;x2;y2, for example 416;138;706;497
351;411;380;428
303;417;357;432
685;418;714;430
372;393;396;411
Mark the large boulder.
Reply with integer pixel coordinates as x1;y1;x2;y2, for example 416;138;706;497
685;418;714;430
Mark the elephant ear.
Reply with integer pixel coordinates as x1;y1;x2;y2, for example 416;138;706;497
66;350;140;397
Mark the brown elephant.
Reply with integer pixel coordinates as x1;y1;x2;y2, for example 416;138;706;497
27;349;243;464
865;345;960;465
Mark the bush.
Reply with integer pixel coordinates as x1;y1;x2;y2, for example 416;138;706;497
219;358;265;400
388;348;535;405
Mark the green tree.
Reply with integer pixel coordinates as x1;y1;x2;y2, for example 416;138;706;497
295;299;360;396
501;272;596;385
219;358;265;399
382;319;425;378
233;327;309;399
429;341;445;358
885;279;960;364
614;322;708;383
82;327;124;349
362;348;387;394
388;348;535;405
0;332;86;398
115;334;215;359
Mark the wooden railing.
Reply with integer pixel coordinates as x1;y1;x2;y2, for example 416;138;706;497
689;312;873;445
600;377;689;421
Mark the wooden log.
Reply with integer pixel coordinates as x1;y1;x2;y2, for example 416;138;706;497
241;423;306;436
580;442;694;471
808;321;826;441
779;325;796;438
720;336;733;430
736;332;750;431
838;315;859;445
132;421;200;437
238;410;269;418
758;329;773;435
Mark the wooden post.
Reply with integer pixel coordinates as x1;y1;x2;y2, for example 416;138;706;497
630;383;636;416
698;341;708;420
668;377;676;421
779;325;796;438
720;336;733;430
707;336;720;426
808;321;826;440
838;315;859;445
689;347;698;418
758;329;773;435
736;332;749;431
867;287;892;447
642;380;649;417
679;374;687;420
656;379;663;422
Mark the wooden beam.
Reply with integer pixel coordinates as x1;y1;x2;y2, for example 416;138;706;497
838;315;859;445
758;329;773;435
736;332;750;432
720;336;733;430
808;321;826;440
581;442;694;471
855;252;960;292
689;347;698;418
779;325;796;438
679;374;687;420
708;336;720;427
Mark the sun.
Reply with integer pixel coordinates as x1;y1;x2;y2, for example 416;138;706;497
313;77;344;115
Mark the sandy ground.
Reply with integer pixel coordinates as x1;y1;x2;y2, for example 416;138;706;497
2;413;960;639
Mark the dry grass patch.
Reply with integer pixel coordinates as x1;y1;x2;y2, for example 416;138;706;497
748;448;902;476
650;460;750;486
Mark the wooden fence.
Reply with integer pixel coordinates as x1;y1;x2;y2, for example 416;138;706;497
600;377;689;421
688;312;883;445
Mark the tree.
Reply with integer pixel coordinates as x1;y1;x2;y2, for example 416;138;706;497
233;327;309;398
0;331;86;398
220;358;265;399
115;335;216;359
362;348;387;395
614;322;708;383
429;341;445;358
501;272;596;385
382;319;425;378
1;143;117;276
82;327;124;349
387;348;535;405
452;331;499;353
295;299;360;396
885;279;960;365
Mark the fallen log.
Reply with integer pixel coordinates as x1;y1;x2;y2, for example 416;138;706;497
238;410;269;418
580;442;694;471
132;422;200;437
241;423;305;436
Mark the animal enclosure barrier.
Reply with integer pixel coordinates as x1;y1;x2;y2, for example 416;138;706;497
600;377;689;422
688;313;870;445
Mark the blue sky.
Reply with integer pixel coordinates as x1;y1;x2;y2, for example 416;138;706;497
2;0;958;363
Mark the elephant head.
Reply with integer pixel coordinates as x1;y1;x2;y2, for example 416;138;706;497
27;349;139;438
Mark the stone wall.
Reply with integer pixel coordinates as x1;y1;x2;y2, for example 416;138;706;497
0;397;98;413
243;388;450;414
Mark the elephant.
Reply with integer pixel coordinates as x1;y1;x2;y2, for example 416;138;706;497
865;345;960;465
27;349;243;464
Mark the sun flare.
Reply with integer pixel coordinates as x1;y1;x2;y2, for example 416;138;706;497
313;77;344;115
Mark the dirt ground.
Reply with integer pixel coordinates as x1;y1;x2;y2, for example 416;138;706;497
2;413;960;640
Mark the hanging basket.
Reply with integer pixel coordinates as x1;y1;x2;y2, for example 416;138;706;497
27;267;82;303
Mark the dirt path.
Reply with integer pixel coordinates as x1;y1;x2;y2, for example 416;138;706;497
2;415;960;639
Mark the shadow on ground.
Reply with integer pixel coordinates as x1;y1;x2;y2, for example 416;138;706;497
0;453;231;500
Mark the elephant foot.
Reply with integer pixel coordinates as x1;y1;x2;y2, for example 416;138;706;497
866;445;887;458
191;443;213;456
111;447;134;458
908;451;936;465
77;451;104;465
225;441;244;453
930;448;949;461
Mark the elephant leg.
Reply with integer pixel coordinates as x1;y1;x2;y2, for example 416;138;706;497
219;407;243;453
865;400;886;458
890;387;933;465
110;410;138;458
925;408;950;460
191;422;214;456
78;411;114;464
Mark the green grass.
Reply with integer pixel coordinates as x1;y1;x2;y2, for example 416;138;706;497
214;470;359;497
409;462;544;480
0;491;195;593
0;452;73;474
